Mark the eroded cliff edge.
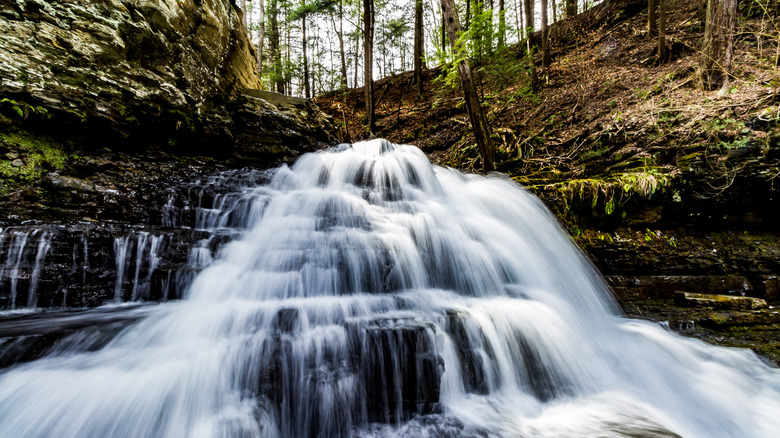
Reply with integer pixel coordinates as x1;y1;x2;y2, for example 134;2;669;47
0;0;336;222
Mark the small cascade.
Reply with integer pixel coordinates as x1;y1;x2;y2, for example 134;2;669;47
158;168;272;230
112;235;131;301
0;223;230;309
26;231;51;308
0;229;52;309
3;230;30;308
113;232;167;302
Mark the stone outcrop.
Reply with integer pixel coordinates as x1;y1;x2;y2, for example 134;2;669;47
0;0;335;160
673;291;768;310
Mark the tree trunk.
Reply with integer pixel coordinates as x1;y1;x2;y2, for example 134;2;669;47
241;0;248;27
565;0;576;18
499;0;506;48
302;7;310;98
440;0;496;173
268;0;284;93
338;0;348;89
514;0;522;40
285;23;291;94
363;0;376;134
414;0;425;96
473;0;483;60
441;10;446;55
648;0;657;36
658;0;666;61
257;0;265;78
701;0;737;91
542;0;550;69
551;0;557;22
354;9;360;88
466;0;471;30
524;0;534;49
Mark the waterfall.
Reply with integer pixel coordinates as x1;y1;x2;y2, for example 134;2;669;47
0;229;52;309
0;140;779;438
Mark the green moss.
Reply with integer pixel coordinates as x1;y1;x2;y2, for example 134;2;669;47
0;131;69;195
0;98;50;120
534;168;669;215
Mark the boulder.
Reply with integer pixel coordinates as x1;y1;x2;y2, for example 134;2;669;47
673;291;768;310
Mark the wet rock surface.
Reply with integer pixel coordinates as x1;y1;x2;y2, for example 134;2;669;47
622;298;780;366
673;292;768;310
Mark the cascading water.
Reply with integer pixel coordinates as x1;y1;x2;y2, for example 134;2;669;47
0;139;779;437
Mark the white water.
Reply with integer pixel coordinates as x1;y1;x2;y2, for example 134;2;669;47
1;140;779;437
0;229;52;309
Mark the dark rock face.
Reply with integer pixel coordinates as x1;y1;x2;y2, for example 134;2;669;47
0;0;335;161
0;0;337;312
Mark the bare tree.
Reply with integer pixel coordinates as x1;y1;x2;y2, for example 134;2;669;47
337;0;348;88
363;0;376;133
498;0;507;48
440;0;496;172
414;0;425;96
301;0;311;98
257;0;265;78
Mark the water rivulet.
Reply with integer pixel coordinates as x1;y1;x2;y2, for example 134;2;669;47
1;140;779;437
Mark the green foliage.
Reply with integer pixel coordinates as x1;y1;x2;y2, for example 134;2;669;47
0;98;49;120
542;168;669;216
436;4;528;94
580;142;609;161
0;132;69;195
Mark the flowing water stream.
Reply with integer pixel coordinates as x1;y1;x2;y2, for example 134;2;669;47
0;140;779;437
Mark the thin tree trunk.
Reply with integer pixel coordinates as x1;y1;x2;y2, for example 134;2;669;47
514;0;522;40
241;0;248;27
466;0;471;30
440;0;496;172
257;0;265;78
268;0;284;93
285;21;291;94
354;11;360;88
441;10;446;56
648;0;657;36
473;0;483;61
363;0;375;134
551;0;557;22
338;0;348;88
486;0;495;57
524;0;534;49
542;0;550;69
499;0;506;48
658;0;666;61
414;0;425;96
302;5;310;98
